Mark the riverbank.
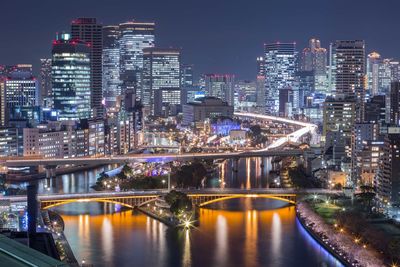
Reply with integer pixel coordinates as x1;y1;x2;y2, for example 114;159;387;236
7;164;107;183
296;202;385;267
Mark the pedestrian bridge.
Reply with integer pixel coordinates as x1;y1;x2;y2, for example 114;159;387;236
25;189;300;209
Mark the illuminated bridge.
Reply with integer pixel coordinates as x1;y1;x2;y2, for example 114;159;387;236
3;189;339;209
3;149;309;167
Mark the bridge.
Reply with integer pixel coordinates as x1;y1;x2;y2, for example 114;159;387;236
3;149;308;167
2;189;340;209
2;112;318;168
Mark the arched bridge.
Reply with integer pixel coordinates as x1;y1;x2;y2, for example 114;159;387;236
23;189;303;209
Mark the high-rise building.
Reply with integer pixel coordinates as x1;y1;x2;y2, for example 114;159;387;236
102;25;121;110
300;38;329;97
142;48;181;114
264;42;297;114
364;95;386;124
279;88;293;117
389;81;400;126
52;33;91;120
322;97;356;165
119;20;155;102
181;64;194;88
2;65;39;126
301;38;327;75
71;18;103;117
256;56;265;76
39;59;52;106
330;40;365;121
376;130;400;203
366;52;381;96
204;74;235;107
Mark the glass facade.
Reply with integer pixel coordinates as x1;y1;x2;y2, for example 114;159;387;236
264;43;297;114
52;33;91;120
103;25;121;110
119;21;155;101
142;48;180;114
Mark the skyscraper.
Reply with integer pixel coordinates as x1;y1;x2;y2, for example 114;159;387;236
256;56;265;76
389;81;400;126
142;48;181;115
102;25;121;110
301;38;327;75
71;18;103;117
376;131;400;203
181;64;194;88
331;40;365;121
52;33;91;120
119;20;155;102
264;42;297;114
2;64;39;126
204;74;235;107
39;58;52;106
366;52;381;96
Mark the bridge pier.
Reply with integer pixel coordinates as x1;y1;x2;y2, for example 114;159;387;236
27;181;38;249
44;165;57;189
232;158;239;180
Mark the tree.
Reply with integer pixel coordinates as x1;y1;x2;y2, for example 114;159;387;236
355;185;376;214
165;190;193;216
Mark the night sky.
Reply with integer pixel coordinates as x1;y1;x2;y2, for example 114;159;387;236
1;0;399;79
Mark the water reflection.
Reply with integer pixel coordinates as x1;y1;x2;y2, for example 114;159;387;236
54;199;343;267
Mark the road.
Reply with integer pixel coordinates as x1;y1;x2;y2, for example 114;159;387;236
2;112;318;167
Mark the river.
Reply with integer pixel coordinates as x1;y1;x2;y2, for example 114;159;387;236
41;159;343;267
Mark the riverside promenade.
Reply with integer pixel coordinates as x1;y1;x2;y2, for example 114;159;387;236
296;202;385;267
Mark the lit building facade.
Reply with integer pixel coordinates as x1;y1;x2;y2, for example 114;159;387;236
330;40;365;121
182;97;234;125
119;21;155;101
71;18;103;117
142;48;181;114
52;33;91;120
39;59;52;107
264;42;297;114
376;130;400;203
102;25;121;110
204;74;235;107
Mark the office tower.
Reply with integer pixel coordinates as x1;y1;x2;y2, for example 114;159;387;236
119;20;155;102
331;40;365;121
2;65;39;126
181;64;194;88
264;42;297;114
300;38;328;97
204;74;235;107
142;48;180;114
39;59;52;106
301;38;327;75
322;97;356;165
256;57;266;112
52;33;91;120
364;95;386;124
256;56;265;76
351;122;382;184
71;18;103;117
103;25;121;110
154;88;183;117
279;88;293;117
389;81;400;126
376;131;400;203
366;52;381;96
293;71;314;112
182;97;234;125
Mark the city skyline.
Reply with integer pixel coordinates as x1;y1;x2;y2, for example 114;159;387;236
1;0;400;79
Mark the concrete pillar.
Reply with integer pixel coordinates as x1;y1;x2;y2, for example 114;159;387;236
27;181;38;249
232;158;239;181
